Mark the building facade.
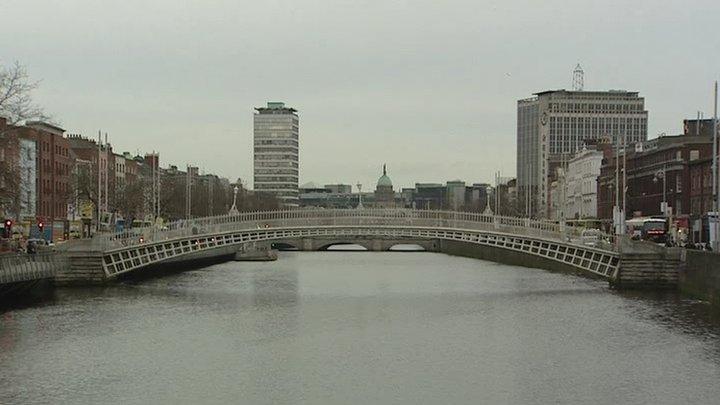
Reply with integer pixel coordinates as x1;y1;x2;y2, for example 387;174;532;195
24;122;72;232
566;147;604;219
517;90;648;217
324;184;352;194
253;102;299;207
446;180;466;210
412;183;446;210
113;153;126;190
298;183;359;209
18;138;37;220
67;134;112;219
598;134;713;235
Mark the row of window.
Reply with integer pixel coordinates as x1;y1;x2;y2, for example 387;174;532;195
42;141;70;158
254;132;298;139
40;158;72;176
255;139;299;146
548;100;644;113
254;147;298;153
254;154;299;161
254;174;298;180
254;183;299;190
255;169;298;176
254;161;299;168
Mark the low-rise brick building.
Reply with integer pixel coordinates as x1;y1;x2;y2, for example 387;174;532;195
598;134;713;236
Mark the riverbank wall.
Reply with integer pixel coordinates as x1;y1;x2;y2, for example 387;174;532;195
680;250;720;309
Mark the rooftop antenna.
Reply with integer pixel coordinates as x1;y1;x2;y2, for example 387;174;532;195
572;63;584;91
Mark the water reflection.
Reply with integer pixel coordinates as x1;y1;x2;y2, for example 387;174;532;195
0;252;719;404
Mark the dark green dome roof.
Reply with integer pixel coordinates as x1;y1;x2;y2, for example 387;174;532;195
377;164;392;187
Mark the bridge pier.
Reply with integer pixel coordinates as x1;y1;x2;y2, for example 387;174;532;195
301;238;315;251
370;239;383;251
234;242;277;261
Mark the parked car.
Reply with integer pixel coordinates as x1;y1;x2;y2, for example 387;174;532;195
26;238;55;251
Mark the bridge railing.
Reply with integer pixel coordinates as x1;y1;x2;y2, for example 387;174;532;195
90;208;616;252
0;252;67;284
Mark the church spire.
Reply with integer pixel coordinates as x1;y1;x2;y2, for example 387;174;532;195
383;163;387;176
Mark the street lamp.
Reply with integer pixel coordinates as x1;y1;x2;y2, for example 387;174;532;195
229;186;239;216
653;164;667;216
356;182;363;209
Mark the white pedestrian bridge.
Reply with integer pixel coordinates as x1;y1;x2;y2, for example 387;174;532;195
91;209;621;281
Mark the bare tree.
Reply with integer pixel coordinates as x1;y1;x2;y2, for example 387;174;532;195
71;161;100;218
0;62;48;220
0;162;21;220
232;182;281;212
0;61;49;127
114;180;146;222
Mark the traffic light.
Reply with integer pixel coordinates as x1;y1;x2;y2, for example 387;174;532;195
3;219;12;238
38;221;44;238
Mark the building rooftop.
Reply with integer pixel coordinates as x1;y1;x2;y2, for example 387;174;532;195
25;120;65;134
255;101;297;114
533;89;639;97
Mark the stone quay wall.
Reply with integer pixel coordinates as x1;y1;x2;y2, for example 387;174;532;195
681;250;720;308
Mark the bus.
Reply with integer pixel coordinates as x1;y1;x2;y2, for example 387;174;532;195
626;217;668;243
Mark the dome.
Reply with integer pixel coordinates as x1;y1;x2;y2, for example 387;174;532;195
376;164;393;188
377;175;392;187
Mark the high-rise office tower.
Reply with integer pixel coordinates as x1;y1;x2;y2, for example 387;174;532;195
253;102;299;207
517;90;647;218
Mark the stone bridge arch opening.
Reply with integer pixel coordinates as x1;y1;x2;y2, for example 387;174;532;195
321;242;370;251
388;244;427;252
272;242;299;251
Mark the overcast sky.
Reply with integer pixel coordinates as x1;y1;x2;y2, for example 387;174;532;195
2;0;719;190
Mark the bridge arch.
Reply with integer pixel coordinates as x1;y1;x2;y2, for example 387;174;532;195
388;243;427;252
271;242;299;251
322;243;370;251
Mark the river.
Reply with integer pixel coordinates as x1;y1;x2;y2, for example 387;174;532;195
1;251;719;404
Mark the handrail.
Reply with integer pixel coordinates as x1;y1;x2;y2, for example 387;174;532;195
0;251;66;284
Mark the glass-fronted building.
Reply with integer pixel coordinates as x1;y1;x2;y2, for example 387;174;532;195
253;102;299;207
517;90;648;218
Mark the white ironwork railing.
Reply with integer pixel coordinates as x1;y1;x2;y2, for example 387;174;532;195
0;252;66;284
90;209;617;252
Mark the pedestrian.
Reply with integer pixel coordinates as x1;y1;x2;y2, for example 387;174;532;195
27;240;37;255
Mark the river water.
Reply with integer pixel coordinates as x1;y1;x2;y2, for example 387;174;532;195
1;251;719;404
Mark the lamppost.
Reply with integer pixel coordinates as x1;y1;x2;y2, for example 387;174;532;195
483;187;494;216
229;186;239;216
654;163;675;242
653;164;667;216
356;182;363;209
